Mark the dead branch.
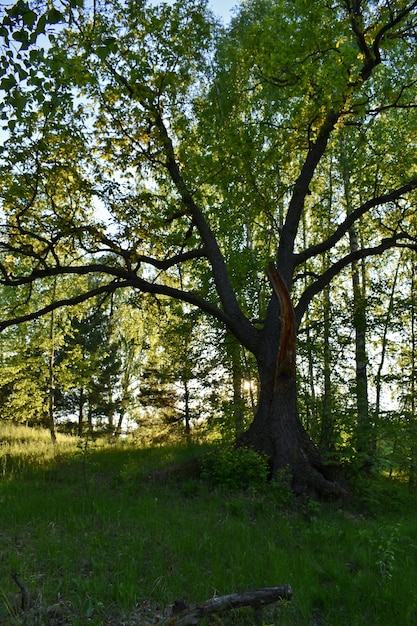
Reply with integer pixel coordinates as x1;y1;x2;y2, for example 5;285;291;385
165;584;293;625
11;571;32;610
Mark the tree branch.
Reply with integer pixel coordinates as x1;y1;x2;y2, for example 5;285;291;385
277;110;340;285
167;585;293;626
152;109;252;328
0;281;132;331
295;233;415;323
294;179;417;267
279;0;417;286
0;262;259;350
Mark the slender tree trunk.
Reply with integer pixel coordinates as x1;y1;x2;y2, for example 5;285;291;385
242;348;257;417
341;151;371;463
107;398;114;431
301;211;317;435
77;389;85;436
48;282;57;444
224;332;247;435
183;378;191;434
375;261;399;426
115;411;124;437
349;226;371;461
87;403;93;435
304;322;317;434
409;262;417;489
321;284;334;452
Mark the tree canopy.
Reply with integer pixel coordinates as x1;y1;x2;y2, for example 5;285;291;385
1;0;417;495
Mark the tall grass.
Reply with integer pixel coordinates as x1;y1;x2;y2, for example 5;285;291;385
1;422;417;625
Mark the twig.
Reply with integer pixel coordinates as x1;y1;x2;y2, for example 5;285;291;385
11;571;32;610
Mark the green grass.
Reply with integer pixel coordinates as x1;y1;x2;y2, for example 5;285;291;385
1;423;417;625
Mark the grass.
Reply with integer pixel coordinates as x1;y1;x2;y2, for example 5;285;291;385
1;423;417;625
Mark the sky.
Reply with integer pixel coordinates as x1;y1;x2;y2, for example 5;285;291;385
209;0;240;23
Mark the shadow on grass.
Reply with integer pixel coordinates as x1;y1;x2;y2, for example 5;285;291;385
1;424;417;625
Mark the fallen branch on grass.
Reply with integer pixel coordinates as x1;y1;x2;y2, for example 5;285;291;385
165;585;293;625
11;572;32;611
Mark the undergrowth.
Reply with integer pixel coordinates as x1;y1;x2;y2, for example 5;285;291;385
1;423;417;625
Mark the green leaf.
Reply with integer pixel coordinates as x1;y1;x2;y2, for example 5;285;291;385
95;46;111;61
21;10;37;29
7;1;29;19
12;29;29;44
0;75;17;91
17;66;28;80
34;14;47;36
47;8;65;25
95;37;117;60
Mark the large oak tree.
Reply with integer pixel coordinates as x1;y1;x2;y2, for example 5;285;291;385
1;0;417;495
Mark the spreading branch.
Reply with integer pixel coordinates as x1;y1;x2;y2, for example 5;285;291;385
295;233;416;323
294;179;417;267
0;281;133;331
0;264;259;350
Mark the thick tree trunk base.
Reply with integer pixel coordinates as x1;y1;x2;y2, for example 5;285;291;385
237;426;348;500
236;379;349;500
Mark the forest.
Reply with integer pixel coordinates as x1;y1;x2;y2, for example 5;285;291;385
1;1;417;622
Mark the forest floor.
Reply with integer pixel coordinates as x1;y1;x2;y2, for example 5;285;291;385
1;423;417;625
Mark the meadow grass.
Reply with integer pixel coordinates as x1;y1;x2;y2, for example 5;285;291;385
1;423;417;625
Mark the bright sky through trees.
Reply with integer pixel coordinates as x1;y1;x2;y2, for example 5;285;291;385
150;0;238;22
210;0;237;22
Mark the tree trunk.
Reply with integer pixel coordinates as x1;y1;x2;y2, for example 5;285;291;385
48;305;57;444
238;369;344;497
183;379;191;434
237;263;347;498
342;150;372;463
87;403;93;435
114;411;124;437
321;283;334;451
77;389;85;437
409;261;417;489
226;332;246;435
349;228;372;462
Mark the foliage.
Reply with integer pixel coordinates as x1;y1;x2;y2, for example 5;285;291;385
201;445;269;491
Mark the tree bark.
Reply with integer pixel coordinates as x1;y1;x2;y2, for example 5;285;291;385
237;264;347;498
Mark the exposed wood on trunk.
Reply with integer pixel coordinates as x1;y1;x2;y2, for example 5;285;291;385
165;585;293;625
267;262;296;384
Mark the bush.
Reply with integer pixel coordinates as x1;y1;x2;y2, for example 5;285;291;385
201;446;269;491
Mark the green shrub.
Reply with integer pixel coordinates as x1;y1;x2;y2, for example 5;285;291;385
270;466;296;507
201;446;269;491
